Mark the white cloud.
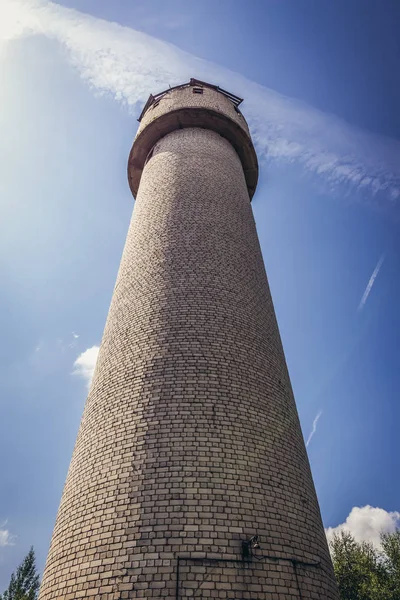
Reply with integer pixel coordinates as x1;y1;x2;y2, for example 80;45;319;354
326;505;400;548
1;0;400;207
73;345;99;388
306;410;322;448
358;253;385;311
0;523;15;547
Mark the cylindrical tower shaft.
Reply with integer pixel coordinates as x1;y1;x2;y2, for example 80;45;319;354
39;80;338;599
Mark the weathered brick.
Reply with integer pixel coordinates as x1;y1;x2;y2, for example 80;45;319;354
38;81;338;599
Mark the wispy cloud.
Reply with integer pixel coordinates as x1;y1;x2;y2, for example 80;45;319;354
1;0;400;207
73;345;99;389
326;505;400;549
0;522;15;547
68;331;80;348
358;253;385;311
306;410;322;447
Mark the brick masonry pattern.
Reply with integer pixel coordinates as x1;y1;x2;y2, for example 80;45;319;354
38;87;339;600
136;85;250;138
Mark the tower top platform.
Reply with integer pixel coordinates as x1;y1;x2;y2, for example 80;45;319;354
137;78;244;121
128;78;258;199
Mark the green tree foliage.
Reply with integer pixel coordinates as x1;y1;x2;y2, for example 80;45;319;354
330;529;400;600
0;547;40;600
381;530;400;598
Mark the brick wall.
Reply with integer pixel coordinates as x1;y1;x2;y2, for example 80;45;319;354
39;87;338;599
136;84;250;138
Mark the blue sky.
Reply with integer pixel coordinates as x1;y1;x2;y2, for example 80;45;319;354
1;0;400;587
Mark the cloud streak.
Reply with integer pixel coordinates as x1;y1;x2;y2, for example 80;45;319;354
306;410;322;447
1;0;400;207
326;505;400;549
0;523;14;547
358;253;385;311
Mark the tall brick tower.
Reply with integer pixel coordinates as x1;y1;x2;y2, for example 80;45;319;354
39;80;339;599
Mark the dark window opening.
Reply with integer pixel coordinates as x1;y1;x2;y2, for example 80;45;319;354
153;101;160;109
192;87;203;94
